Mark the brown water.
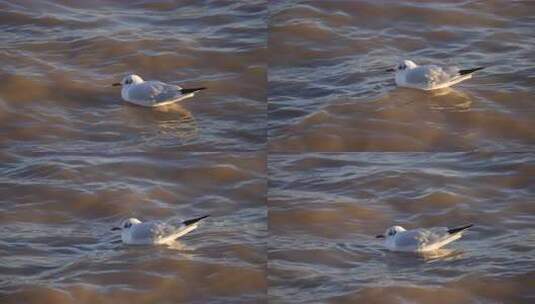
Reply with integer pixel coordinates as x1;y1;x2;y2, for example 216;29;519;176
1;2;267;302
0;0;266;152
268;153;535;303
0;152;267;303
268;0;535;151
2;1;535;303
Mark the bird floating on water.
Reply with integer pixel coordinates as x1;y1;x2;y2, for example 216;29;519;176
112;74;206;107
376;224;473;252
387;60;484;90
111;215;209;245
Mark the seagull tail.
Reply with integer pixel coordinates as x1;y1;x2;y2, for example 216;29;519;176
459;67;485;76
180;87;207;94
448;224;473;234
183;215;210;226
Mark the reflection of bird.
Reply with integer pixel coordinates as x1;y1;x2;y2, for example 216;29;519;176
118;101;199;143
420;248;464;262
387;60;484;90
112;74;206;107
427;88;473;112
376;224;473;252
111;215;209;245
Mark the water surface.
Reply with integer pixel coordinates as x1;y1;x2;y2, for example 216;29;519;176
268;153;535;303
0;152;267;302
0;0;267;152
268;0;535;151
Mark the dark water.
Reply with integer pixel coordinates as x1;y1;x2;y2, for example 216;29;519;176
268;153;535;303
268;0;535;151
0;0;266;152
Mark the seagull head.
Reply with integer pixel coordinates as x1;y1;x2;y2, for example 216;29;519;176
376;225;406;239
112;74;144;87
386;60;418;72
111;218;142;232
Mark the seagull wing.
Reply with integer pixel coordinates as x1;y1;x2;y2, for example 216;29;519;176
403;65;466;90
417;227;466;251
423;65;455;88
153;221;200;244
392;229;429;250
428;65;477;89
126;81;190;106
128;216;208;245
390;228;447;251
156;215;209;244
404;66;437;87
127;221;166;244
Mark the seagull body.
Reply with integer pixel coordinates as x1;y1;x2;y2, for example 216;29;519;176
112;74;206;107
388;60;484;90
112;215;209;245
376;224;473;252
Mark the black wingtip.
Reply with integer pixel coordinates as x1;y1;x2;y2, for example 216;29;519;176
180;87;207;94
183;215;210;226
459;67;485;76
448;224;473;234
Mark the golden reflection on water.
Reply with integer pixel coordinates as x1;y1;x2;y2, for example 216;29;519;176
426;88;473;112
164;241;190;252
120;102;199;142
420;248;465;263
379;87;474;113
153;103;199;139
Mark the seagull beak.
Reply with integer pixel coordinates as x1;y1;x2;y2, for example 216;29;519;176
385;68;395;72
112;83;122;87
376;234;385;239
111;227;121;231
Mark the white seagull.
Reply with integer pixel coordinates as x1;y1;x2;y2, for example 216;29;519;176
111;215;209;245
112;74;206;107
376;224;473;252
387;60;484;90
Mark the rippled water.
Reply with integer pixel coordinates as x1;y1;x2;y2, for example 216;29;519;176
0;0;266;152
0;152;267;303
1;2;267;302
2;1;535;303
268;153;535;303
268;0;535;151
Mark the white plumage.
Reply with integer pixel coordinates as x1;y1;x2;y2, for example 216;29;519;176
112;215;209;245
377;224;473;252
389;60;484;90
113;74;206;107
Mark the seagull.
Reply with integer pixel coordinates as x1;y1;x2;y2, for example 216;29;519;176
387;60;484;90
112;74;206;107
111;215;209;245
376;224;473;252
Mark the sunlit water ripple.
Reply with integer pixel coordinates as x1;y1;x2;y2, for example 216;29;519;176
0;1;267;302
268;152;535;303
0;151;267;303
268;0;535;151
0;0;267;152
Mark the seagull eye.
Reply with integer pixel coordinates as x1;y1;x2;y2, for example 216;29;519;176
124;222;132;228
125;79;132;85
388;230;395;236
399;64;406;70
